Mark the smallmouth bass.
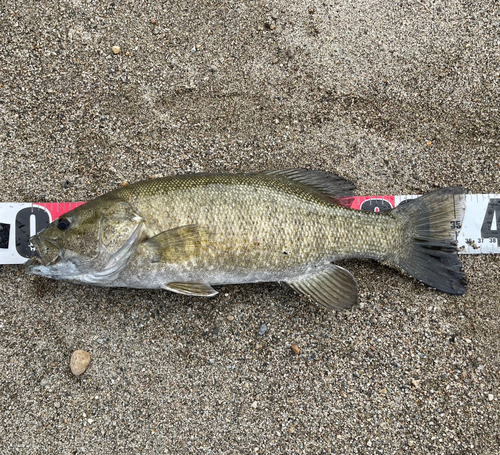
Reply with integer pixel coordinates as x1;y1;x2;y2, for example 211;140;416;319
26;170;466;309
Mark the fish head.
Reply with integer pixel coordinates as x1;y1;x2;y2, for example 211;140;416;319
26;197;144;284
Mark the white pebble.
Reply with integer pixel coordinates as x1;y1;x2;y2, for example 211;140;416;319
70;350;91;376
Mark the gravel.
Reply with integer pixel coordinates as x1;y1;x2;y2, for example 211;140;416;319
1;1;499;454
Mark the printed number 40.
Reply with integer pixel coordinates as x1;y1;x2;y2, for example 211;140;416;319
481;199;500;243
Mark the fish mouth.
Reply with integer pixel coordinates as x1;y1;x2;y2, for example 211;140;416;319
25;257;83;280
27;235;61;267
25;237;81;280
24;255;43;268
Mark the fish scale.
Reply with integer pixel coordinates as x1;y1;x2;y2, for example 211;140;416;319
121;177;398;276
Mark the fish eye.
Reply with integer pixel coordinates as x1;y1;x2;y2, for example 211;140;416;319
57;218;72;231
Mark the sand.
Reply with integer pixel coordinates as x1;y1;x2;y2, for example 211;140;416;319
0;1;498;453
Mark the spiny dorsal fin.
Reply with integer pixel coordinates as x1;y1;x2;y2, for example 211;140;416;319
143;224;206;263
264;169;356;198
162;282;218;297
287;264;359;310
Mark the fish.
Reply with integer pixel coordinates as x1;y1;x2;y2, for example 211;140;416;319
25;170;467;310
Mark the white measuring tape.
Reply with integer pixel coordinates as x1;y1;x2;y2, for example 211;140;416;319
0;194;498;265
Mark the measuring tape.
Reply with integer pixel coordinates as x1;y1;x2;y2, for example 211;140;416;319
0;194;499;265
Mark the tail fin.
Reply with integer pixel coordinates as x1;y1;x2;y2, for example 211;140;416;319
391;187;467;295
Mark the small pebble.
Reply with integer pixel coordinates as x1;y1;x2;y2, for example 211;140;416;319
488;394;494;401
112;45;121;55
258;323;268;336
264;20;275;30
291;344;300;355
227;315;234;321
70;350;91;376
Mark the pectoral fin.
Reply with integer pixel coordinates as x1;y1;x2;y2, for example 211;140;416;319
143;224;205;263
162;282;218;297
287;265;359;310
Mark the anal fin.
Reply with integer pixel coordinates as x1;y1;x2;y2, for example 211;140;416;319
162;282;218;297
287;265;358;310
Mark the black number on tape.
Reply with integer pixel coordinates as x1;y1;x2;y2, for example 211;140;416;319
480;198;500;243
360;199;393;213
0;223;10;249
16;208;50;258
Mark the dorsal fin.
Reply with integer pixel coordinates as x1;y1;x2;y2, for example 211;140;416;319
264;169;356;198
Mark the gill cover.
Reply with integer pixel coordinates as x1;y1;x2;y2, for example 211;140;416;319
99;201;143;255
